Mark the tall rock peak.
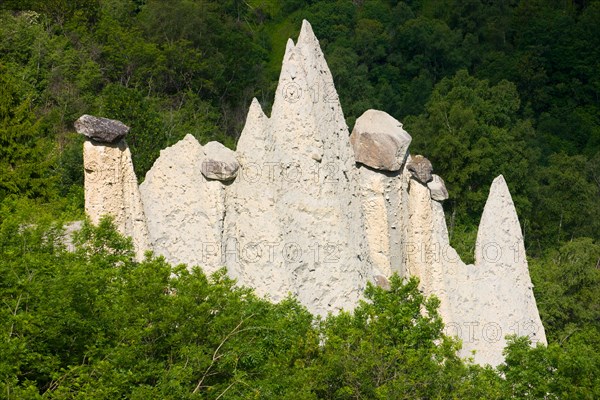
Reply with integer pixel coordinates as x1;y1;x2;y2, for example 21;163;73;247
298;19;317;44
475;174;524;266
461;174;548;366
226;20;370;315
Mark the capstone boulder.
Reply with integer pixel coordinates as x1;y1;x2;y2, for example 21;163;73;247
407;155;433;183
75;114;129;143
428;174;449;201
200;141;239;181
350;109;411;171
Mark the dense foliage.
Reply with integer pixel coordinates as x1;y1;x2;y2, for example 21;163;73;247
1;212;597;398
0;0;599;397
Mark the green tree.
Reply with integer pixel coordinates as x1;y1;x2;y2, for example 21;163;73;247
0;67;56;202
501;333;600;399
311;276;495;399
532;154;600;246
529;237;600;342
407;70;538;229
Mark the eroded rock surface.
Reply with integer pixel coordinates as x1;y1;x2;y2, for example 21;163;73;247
358;165;410;278
83;139;150;260
222;20;372;315
140;134;226;272
80;20;547;367
466;175;547;365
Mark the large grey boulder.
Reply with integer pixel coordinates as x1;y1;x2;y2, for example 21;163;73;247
201;141;239;181
428;174;449;201
75;114;130;143
350;109;411;171
407;155;433;183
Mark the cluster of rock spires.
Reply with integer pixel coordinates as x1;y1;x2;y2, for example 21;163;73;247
76;20;546;367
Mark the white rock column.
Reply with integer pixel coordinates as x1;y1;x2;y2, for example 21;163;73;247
358;166;410;278
83;139;150;260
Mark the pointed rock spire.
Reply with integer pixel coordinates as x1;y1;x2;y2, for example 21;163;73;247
236;98;269;160
285;38;295;54
465;174;547;366
297;19;317;45
223;19;371;315
475;175;523;266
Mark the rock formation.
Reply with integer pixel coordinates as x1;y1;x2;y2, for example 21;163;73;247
139;134;226;271
407;155;433;183
221;20;372;314
357;164;410;278
80;20;546;366
77;115;150;261
465;175;547;364
200;141;239;181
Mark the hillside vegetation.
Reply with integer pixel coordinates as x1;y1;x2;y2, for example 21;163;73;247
0;0;598;398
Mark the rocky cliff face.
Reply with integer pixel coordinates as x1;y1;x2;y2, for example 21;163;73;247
80;20;546;366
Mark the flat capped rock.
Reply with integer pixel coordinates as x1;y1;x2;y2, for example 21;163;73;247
200;141;239;181
428;174;449;201
407;154;433;183
75;114;129;143
350;109;412;171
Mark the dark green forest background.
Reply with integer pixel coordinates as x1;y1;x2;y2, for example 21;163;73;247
1;0;599;398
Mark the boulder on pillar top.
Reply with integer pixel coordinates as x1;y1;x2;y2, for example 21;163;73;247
81;131;150;261
200;141;239;181
75;114;129;143
428;174;449;201
350;109;412;171
407;154;433;184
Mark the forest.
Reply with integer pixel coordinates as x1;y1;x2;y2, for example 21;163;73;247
0;0;598;398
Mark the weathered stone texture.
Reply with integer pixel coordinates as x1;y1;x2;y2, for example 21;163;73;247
83;139;150;260
407;155;433;183
428;174;449;201
139;134;226;273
